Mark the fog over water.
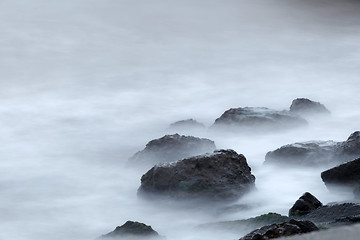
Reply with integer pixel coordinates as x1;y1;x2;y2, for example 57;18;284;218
1;0;360;239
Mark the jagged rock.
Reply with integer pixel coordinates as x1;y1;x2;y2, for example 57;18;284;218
138;149;255;201
239;219;318;240
211;107;307;132
321;157;360;195
289;192;323;217
265;131;360;167
198;213;289;234
128;134;216;168
100;221;162;239
169;119;205;130
298;203;360;227
289;98;330;115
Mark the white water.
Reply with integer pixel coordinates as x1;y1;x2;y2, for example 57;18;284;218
1;0;360;239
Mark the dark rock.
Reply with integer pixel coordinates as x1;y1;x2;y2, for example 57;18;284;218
239;219;318;240
138;149;255;201
289;98;330;115
321;157;360;194
265;131;360;167
128;134;216;168
289;192;323;217
100;221;162;239
298;203;360;227
169;119;205;130
198;213;290;234
211;107;307;132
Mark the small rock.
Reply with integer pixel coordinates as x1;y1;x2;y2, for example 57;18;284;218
289;98;330;115
239;219;318;240
128;134;216;168
138;149;255;202
211;107;307;132
100;221;162;239
289;192;323;217
169;119;205;130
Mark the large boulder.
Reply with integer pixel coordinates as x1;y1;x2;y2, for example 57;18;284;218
128;134;216;168
239;219;318;240
265;131;360;167
138;149;255;201
100;221;162;240
321;157;360;195
211;107;307;132
289;192;323;217
289;98;330;115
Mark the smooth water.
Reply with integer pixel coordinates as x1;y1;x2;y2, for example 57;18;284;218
1;0;360;239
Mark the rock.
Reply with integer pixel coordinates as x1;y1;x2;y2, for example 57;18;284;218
265;131;360;167
138;149;255;201
128;134;216;168
298;203;360;227
211;107;307;132
321;157;360;194
289;98;330;115
289;192;323;217
239;219;318;240
198;213;290;234
169;119;205;130
100;221;162;239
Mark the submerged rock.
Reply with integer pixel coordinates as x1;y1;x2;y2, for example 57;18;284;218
169;119;205;130
321;157;360;195
138;149;255;201
239;219;318;240
198;213;290;234
298;203;360;227
265;131;360;167
128;134;216;168
211;107;307;132
289;192;323;217
100;221;162;239
289;98;330;115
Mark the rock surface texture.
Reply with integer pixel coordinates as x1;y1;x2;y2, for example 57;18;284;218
212;107;307;132
321;157;360;195
289;98;330;115
128;134;216;167
239;219;318;240
100;221;161;239
138;149;255;201
289;192;323;217
265;131;360;166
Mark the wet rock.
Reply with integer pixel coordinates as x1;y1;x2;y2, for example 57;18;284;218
265;131;360;167
169;119;205;130
138;149;255;201
198;213;289;234
211;107;307;132
321;157;360;194
289;98;330;115
289;192;323;217
239;219;318;240
298;203;360;227
128;134;216;168
100;221;162;239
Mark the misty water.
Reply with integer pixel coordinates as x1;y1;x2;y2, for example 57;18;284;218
1;0;360;239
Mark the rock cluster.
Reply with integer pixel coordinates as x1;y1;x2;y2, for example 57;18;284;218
289;98;330;115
